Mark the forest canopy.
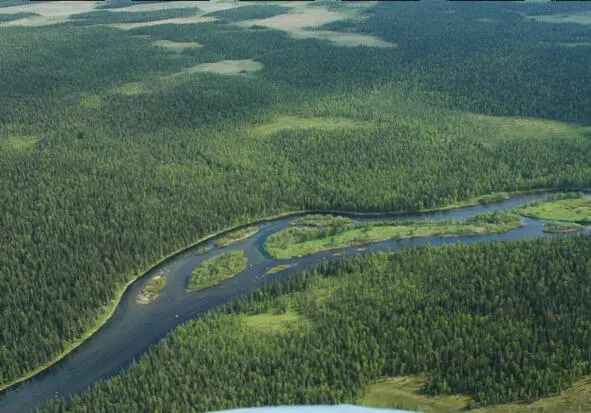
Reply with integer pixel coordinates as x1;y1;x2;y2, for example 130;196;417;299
1;0;591;404
40;235;591;412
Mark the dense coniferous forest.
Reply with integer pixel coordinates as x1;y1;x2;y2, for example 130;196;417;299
39;236;591;411
1;0;591;405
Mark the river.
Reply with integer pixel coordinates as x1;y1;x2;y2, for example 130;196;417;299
1;192;589;412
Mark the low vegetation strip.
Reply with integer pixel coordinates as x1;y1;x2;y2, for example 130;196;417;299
516;193;591;223
136;274;167;305
215;226;259;247
265;264;293;275
265;212;523;259
292;214;354;228
543;221;589;233
187;250;248;292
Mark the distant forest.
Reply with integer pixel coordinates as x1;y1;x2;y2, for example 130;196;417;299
1;0;591;403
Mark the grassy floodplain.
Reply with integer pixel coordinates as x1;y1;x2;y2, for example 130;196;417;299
187;250;248;292
265;212;523;259
136;274;166;304
215;226;259;247
517;193;591;223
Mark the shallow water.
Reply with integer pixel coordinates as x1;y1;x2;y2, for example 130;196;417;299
1;192;589;412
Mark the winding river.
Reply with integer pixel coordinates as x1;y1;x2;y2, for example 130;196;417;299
1;192;589;412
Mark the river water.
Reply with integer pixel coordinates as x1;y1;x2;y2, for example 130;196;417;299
1;192;589;412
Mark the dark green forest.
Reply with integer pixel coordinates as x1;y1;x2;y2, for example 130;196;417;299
1;0;591;403
39;236;591;411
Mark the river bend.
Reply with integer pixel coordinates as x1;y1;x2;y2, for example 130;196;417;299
1;192;589;412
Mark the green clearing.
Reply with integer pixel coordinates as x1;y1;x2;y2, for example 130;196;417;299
152;40;201;51
110;82;148;96
215;226;259;247
360;376;591;413
467;114;590;142
265;212;523;259
5;136;39;151
543;221;589;233
249;116;371;138
80;95;102;109
136;274;166;305
265;264;293;275
360;376;469;412
517;193;591;223
187;250;248;292
172;60;264;77
242;309;303;334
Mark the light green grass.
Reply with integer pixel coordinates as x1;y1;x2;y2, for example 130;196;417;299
215;226;259;247
187;250;248;292
360;376;468;412
360;376;591;413
152;40;202;51
136;274;166;304
111;82;147;96
518;194;591;223
80;94;102;109
265;213;523;259
468;113;590;141
266;264;293;275
250;115;371;138
242;310;303;333
170;59;264;78
5;136;39;150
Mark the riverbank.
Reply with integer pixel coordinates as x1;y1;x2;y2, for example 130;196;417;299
0;186;584;393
